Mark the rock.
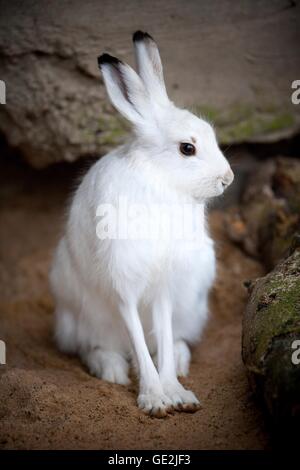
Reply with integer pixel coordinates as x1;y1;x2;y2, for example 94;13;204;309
242;248;300;422
226;157;300;269
0;1;299;167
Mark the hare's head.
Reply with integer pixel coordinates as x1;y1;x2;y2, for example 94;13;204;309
98;31;233;201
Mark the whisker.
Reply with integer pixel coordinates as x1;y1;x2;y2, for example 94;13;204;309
228;161;241;169
222;144;233;154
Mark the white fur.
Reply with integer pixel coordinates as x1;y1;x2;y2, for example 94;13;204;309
50;32;233;416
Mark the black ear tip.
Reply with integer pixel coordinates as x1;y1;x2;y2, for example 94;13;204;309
98;53;121;67
133;30;154;42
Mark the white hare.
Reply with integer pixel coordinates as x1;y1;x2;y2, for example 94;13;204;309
50;31;234;417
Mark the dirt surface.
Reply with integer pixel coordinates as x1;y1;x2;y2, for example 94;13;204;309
0;153;270;449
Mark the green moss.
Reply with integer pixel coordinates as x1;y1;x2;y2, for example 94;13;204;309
250;251;300;366
219;112;295;143
194;103;296;144
80;113;129;148
267;113;294;132
194;105;220;124
97;117;128;146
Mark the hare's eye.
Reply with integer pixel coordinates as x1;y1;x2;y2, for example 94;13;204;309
179;142;196;157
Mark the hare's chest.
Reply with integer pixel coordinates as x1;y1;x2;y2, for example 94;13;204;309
171;235;215;278
146;235;216;291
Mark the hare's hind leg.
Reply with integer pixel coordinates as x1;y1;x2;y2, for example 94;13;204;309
55;308;78;355
174;340;191;377
78;299;131;386
82;348;130;385
152;340;191;377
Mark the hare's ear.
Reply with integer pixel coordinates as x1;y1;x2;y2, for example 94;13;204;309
98;54;149;125
133;31;169;106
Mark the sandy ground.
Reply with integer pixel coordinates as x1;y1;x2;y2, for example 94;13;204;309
0;153;270;449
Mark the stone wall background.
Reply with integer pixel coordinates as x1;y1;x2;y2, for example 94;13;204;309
0;0;299;167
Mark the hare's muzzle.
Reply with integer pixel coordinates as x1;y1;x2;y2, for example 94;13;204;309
220;168;234;189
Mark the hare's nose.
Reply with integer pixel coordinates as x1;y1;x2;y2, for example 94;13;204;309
221;168;234;188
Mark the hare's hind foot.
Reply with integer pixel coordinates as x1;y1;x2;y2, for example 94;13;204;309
83;348;130;385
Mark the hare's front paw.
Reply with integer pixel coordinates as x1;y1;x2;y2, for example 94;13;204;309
162;380;201;413
137;390;172;418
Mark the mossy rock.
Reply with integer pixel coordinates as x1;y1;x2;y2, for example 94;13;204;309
242;249;300;421
195;103;297;145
